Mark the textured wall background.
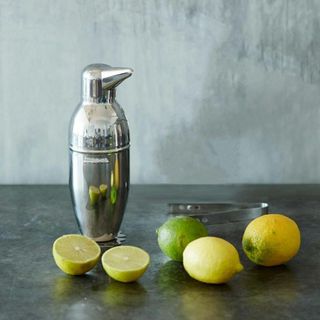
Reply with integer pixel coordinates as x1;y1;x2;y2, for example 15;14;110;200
1;0;320;184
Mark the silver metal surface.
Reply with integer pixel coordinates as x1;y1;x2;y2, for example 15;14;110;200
69;63;133;242
82;63;133;102
168;202;268;225
69;64;132;154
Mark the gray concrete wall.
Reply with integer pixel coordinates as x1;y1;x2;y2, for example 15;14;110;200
1;0;320;184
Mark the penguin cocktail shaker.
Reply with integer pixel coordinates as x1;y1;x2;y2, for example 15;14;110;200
69;63;133;242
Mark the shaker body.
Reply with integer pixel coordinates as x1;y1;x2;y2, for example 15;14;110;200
69;149;129;242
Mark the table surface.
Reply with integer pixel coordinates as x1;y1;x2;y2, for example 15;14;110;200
0;185;319;320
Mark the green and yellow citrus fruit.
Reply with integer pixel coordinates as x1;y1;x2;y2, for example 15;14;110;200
242;213;301;266
102;246;150;283
183;236;243;284
52;234;101;275
157;216;208;261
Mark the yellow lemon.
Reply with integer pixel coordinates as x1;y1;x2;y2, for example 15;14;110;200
52;234;101;275
242;214;301;266
183;237;243;284
102;246;150;283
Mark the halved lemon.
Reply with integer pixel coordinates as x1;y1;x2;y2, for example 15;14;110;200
102;246;150;283
52;234;101;275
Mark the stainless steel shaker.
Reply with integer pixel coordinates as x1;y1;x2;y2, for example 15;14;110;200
69;63;133;242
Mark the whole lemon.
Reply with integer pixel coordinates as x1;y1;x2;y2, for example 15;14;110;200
157;216;208;261
242;214;301;266
183;237;243;284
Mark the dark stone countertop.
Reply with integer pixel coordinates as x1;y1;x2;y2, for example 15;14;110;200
0;185;319;320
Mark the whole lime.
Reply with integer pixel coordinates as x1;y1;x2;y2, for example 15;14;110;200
157;216;208;261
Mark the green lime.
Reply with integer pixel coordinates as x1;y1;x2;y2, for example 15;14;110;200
157;216;208;261
102;246;150;283
52;234;101;275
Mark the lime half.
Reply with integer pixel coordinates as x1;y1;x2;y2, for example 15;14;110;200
52;234;101;275
102;246;150;283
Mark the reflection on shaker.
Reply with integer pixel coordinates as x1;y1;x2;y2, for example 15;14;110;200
99;184;108;199
70;150;129;242
89;185;100;206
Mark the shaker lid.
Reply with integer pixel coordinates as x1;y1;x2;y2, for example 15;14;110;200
69;63;133;153
82;64;133;101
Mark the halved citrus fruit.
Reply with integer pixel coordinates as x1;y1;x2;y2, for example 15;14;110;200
52;234;101;275
102;245;150;283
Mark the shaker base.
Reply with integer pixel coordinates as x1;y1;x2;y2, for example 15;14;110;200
81;230;126;243
96;231;126;250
